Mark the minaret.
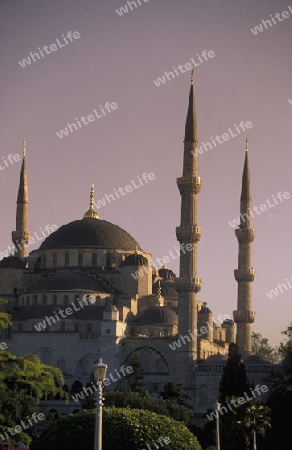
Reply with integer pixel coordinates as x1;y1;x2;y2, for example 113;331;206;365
11;141;31;257
233;139;256;357
176;70;202;368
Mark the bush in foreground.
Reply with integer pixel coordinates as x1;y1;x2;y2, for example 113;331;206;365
31;408;202;450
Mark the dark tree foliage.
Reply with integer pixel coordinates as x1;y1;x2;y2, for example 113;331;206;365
31;408;202;450
219;343;249;402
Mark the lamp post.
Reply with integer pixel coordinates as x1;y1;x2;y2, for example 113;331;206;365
213;401;221;450
93;359;108;450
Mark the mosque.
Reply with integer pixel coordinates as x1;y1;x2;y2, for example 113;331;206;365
0;73;275;419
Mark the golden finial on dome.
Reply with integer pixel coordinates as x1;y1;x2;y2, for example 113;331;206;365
245;137;249;152
22;140;26;157
191;67;195;86
83;184;99;219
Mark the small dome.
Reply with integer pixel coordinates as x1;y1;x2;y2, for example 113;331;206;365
199;306;212;314
0;256;26;269
158;267;176;280
244;354;272;365
222;319;235;326
104;303;118;312
123;253;148;266
152;280;178;299
133;306;178;326
205;354;227;364
30;272;112;293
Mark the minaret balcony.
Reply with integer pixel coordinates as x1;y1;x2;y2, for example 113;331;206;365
177;176;202;194
233;310;255;324
176;225;202;243
234;268;255;282
12;230;31;244
175;277;202;293
235;228;256;242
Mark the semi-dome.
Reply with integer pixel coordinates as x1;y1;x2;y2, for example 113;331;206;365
133;306;178;325
0;256;27;269
39;218;142;251
158;266;176;280
30;271;113;293
123;253;148;266
199;306;212;314
152;280;178;299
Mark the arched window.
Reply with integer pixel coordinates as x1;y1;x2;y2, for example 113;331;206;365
106;253;111;266
70;381;83;397
53;253;57;267
64;295;69;305
60;321;65;332
18;323;23;332
74;323;79;332
65;253;69;266
35;258;41;270
106;329;111;335
86;323;92;332
53;294;57;305
32;295;37;305
92;253;97;266
26;296;30;305
78;253;83;266
43;294;47;305
42;254;46;268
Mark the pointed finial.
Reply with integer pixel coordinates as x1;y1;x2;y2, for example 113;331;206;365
191;67;195;86
245;137;249;152
22;140;26;157
83;184;99;219
157;279;162;298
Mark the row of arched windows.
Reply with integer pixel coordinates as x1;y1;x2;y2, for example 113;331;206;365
36;252;103;269
20;294;101;306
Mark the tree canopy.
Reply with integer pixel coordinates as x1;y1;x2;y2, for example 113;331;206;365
31;408;202;450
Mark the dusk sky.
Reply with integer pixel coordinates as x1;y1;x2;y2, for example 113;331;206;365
0;0;291;346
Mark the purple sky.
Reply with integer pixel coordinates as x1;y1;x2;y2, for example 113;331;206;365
0;0;292;347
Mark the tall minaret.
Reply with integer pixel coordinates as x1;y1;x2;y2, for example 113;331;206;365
176;70;202;369
11;141;31;257
233;140;256;357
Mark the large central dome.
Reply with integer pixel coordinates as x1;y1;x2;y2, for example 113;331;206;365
39;218;142;251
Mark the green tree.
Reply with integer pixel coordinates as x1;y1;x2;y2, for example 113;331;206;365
219;343;249;403
0;304;64;445
31;408;202;450
161;382;190;407
238;404;271;450
82;389;190;423
251;332;280;363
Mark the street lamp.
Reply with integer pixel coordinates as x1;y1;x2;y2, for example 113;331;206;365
93;359;108;450
213;401;221;450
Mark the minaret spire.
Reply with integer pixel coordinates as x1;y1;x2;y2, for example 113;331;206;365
176;70;202;373
11;140;31;257
83;184;99;219
233;140;256;357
